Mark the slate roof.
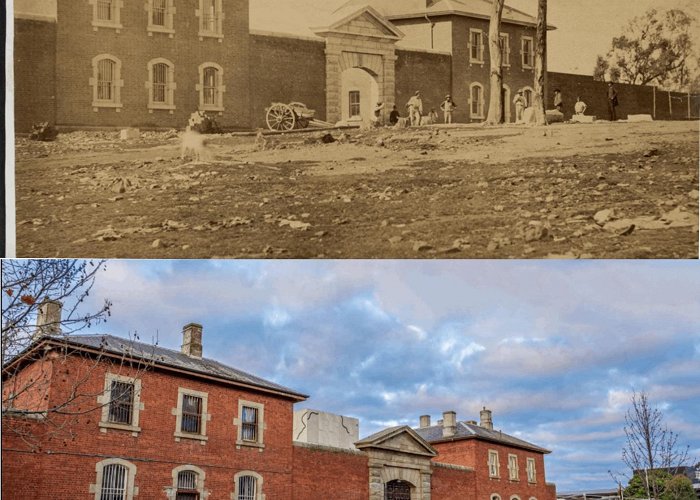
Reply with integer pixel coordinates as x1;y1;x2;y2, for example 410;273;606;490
12;334;308;401
414;420;551;453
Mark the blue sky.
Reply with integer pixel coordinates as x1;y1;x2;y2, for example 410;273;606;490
56;259;700;492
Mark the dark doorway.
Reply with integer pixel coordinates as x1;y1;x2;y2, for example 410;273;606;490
385;479;412;500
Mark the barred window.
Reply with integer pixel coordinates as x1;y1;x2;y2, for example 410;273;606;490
203;67;218;106
152;63;168;103
181;395;202;434
470;83;484;118
522;36;534;68
97;59;116;102
108;381;134;425
97;0;114;21
202;0;216;32
100;463;127;500
198;0;223;38
241;406;258;441
176;470;199;500
237;475;257;500
470;29;484;63
152;0;167;26
499;33;510;66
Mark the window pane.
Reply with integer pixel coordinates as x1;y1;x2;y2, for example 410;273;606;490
153;63;168;103
349;91;360;117
108;381;133;425
153;0;167;26
97;59;115;101
176;470;199;500
97;0;113;21
238;475;256;500
242;406;258;441
203;68;217;105
100;464;127;500
181;395;202;433
203;0;217;31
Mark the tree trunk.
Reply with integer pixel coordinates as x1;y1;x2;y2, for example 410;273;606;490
485;0;506;124
532;0;547;125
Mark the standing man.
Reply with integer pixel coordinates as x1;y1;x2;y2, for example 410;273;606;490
513;89;526;124
553;89;563;112
440;94;457;124
574;96;587;115
607;82;618;121
406;91;423;126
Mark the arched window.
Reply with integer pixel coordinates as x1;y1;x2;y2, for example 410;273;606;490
167;465;207;500
90;458;137;500
90;54;124;110
522;86;534;108
491;494;502;500
233;471;263;500
197;63;225;112
147;58;176;111
470;83;485;119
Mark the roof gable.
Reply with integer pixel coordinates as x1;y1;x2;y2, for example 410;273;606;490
312;5;404;39
356;425;437;457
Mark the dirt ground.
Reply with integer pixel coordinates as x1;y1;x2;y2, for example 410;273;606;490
13;120;699;258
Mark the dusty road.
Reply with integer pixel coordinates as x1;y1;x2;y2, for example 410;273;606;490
13;120;699;258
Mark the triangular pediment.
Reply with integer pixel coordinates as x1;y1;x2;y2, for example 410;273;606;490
312;6;404;40
356;426;437;457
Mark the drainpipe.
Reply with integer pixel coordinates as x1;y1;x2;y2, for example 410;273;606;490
424;14;435;50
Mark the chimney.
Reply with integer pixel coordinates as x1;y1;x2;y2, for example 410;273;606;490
419;415;431;428
480;407;493;430
35;299;63;337
442;410;457;437
181;323;203;358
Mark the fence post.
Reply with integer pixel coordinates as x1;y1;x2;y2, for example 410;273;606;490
652;86;656;119
668;90;672;117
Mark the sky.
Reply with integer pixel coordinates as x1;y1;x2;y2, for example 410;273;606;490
31;259;700;493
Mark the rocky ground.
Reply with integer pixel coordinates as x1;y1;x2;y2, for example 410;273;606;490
12;120;699;258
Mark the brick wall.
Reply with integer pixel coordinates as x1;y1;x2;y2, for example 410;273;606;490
54;0;250;129
395;48;452;120
432;463;477;500
249;33;326;129
432;439;555;500
14;18;57;132
2;352;297;499
292;442;369;499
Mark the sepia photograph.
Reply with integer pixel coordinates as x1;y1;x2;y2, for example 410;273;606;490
2;259;700;498
6;0;699;258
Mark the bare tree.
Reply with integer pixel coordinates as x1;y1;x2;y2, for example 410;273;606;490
622;391;691;499
485;0;506;125
2;259;152;448
532;0;547;125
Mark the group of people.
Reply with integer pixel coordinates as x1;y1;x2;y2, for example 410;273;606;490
372;91;457;127
372;81;620;126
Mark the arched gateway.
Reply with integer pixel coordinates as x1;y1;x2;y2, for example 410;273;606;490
312;6;403;125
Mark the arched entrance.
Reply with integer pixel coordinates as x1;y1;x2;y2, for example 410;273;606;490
385;479;412;500
502;84;511;122
340;66;380;123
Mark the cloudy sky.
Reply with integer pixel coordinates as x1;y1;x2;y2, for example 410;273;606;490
40;259;700;492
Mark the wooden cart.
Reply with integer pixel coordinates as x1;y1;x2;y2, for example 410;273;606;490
265;102;316;131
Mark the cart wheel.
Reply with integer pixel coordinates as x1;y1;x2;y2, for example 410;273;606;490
266;104;295;131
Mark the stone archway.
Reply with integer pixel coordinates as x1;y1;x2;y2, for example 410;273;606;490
340;65;380;123
385;479;413;500
312;6;403;125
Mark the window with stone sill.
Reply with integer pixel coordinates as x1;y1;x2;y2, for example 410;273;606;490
488;449;500;478
167;465;208;500
90;458;138;500
98;373;142;435
90;0;123;32
499;33;511;67
232;471;263;500
90;54;124;111
146;58;176;112
147;0;176;36
508;454;519;480
527;457;537;483
469;29;484;64
469;82;485;119
521;36;534;69
196;0;224;41
235;400;265;449
197;63;225;113
172;387;210;444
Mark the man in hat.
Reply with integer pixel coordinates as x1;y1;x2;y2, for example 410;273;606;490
440;94;457;124
513;89;526;123
371;101;385;127
406;91;423;126
607;82;618;121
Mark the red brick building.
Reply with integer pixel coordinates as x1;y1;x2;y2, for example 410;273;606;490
3;307;556;499
14;0;696;131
